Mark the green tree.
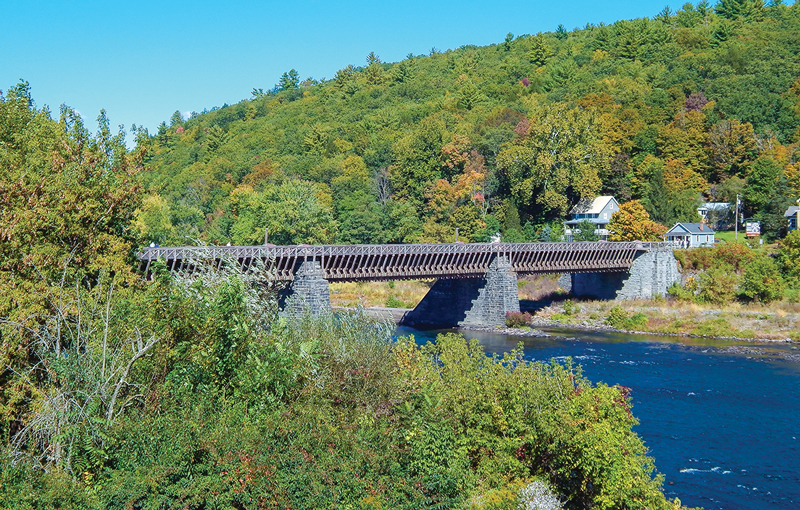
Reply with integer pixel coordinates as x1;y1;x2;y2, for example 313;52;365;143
132;194;178;245
744;156;789;240
458;80;484;110
715;0;765;19
331;156;385;243
503;32;514;51
279;69;300;90
739;255;784;302
777;229;800;285
0;81;144;321
496;102;608;220
364;53;386;86
743;157;782;212
390;114;452;202
229;180;338;245
528;34;553;67
573;219;600;241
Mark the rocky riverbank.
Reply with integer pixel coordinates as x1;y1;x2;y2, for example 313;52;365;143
521;299;799;343
337;298;799;345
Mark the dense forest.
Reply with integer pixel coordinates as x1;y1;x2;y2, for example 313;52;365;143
132;0;800;247
2;1;800;508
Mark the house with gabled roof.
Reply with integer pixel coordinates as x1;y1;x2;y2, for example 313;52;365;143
564;196;619;241
665;222;715;248
697;202;732;229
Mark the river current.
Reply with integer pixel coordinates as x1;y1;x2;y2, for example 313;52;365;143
397;326;800;510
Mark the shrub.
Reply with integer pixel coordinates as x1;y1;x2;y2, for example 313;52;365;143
604;307;649;330
604;305;628;329
604;306;629;329
410;334;672;509
386;295;407;308
562;299;580;316
674;242;753;271
667;281;693;301
692;318;733;337
739;255;785;303
506;310;533;328
777;230;800;285
694;263;739;305
627;312;649;329
535;383;669;509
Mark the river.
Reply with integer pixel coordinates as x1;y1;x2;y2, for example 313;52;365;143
397;326;800;510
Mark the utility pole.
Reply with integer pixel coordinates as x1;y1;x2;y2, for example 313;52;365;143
455;228;459;243
735;194;740;241
264;228;269;245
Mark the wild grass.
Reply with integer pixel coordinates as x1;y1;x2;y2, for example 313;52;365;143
329;280;432;308
538;297;800;341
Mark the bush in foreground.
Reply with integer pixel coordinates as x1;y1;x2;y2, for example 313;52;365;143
2;264;689;509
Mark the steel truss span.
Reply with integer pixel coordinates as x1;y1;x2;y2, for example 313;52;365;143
138;242;668;282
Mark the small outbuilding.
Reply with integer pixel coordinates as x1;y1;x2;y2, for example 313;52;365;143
665;222;716;248
785;205;799;231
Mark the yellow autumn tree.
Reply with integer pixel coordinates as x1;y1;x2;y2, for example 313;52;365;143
663;158;709;195
658;109;710;179
608;200;668;241
786;161;800;198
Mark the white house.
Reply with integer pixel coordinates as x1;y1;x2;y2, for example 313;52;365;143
665;222;716;248
697;202;732;229
564;196;619;241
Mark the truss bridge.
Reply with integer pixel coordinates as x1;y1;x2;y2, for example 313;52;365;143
138;241;663;281
138;241;679;328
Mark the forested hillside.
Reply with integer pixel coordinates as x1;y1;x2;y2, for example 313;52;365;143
135;1;800;246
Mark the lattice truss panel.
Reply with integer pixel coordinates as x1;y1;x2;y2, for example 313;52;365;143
139;242;667;282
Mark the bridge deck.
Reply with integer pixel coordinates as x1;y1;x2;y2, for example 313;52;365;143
138;242;671;282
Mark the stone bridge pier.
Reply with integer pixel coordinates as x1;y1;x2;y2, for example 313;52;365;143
401;255;520;328
571;246;680;300
281;255;521;328
280;259;331;317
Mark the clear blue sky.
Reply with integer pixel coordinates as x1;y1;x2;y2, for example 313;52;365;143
2;0;679;141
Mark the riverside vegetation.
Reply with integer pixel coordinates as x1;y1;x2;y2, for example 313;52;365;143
0;259;693;509
517;235;800;341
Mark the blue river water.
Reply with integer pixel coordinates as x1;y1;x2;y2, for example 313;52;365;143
397;326;800;510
